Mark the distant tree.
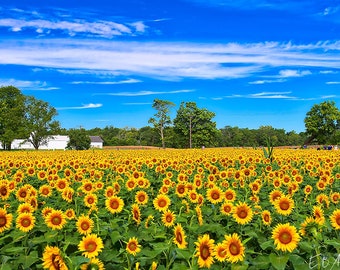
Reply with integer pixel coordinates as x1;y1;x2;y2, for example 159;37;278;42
0;86;26;150
173;102;218;148
148;99;175;148
66;128;91;150
23;96;60;150
304;101;340;145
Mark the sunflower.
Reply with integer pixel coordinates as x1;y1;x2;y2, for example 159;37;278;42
16;186;30;202
39;185;53;197
206;186;224;204
232;202;253;225
0;208;13;233
175;183;187;198
195;234;215;268
304;185;313;195
84;193;98;208
105;186;115;198
55;178;68;192
223;233;245;263
161;210;176;227
42;246;68;270
62;187;74;203
249;181;261;194
153;194;171;212
274;195;294;216
135;190;149;205
330;192;340;204
220;202;234;216
126;179;136;191
195;205;204;226
261;210;272;226
82;181;95;194
272;223;300;252
44;209;67;230
76;215;94;235
37;170;47;181
224;189;236;202
316;194;330;207
173;224;188;249
132;204;141;225
78;234;104;258
126;237;141;256
187;190;199;203
80;257;105;270
105;196;124;214
41;206;53;218
330;209;340;230
17;202;34;214
269;190;283;205
213;243;227;262
0;180;10;200
312;205;325;225
16;212;35;232
299;216;318;236
65;209;76;220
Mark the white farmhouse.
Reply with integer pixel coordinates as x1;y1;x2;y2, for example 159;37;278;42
89;136;104;149
8;135;103;150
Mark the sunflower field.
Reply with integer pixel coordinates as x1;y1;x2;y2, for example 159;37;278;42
0;148;339;270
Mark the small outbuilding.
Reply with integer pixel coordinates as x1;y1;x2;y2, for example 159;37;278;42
90;136;104;149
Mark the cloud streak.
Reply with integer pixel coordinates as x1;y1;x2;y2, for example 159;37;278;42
57;103;103;110
95;89;195;96
1;39;340;81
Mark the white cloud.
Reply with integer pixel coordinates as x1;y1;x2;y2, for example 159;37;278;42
57;103;102;110
326;81;340;85
1;39;340;81
249;79;286;84
0;78;58;90
98;89;195;96
71;79;141;85
278;69;312;78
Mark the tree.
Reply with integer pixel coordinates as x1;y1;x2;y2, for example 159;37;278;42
304;101;340;145
0;86;26;150
24;96;60;150
148;99;175;148
66;128;91;150
173;102;218;148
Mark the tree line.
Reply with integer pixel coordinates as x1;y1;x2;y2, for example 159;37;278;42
1;86;340;150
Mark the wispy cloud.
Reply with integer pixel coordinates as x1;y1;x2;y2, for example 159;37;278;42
57;103;102;110
0;78;58;90
71;79;141;85
326;81;340;85
1;39;340;81
249;79;286;84
96;89;195;96
250;91;295;99
278;69;312;78
0;9;147;38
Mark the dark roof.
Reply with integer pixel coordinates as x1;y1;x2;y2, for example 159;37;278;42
89;136;104;143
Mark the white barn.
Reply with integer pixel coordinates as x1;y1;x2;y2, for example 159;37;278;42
8;135;103;150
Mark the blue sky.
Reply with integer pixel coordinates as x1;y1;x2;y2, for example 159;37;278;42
1;0;340;133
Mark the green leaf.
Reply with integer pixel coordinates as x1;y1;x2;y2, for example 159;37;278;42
17;251;39;268
269;253;289;270
251;255;271;269
68;256;89;268
299;241;313;253
0;246;26;254
260;240;273;251
231;264;249;270
289;254;310;270
110;231;121;245
175;249;193;260
324;239;340;249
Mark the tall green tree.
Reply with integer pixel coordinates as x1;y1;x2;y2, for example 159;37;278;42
66;128;91;150
304;100;340;145
148;99;175;148
0;86;26;150
24;96;60;150
173;102;218;148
